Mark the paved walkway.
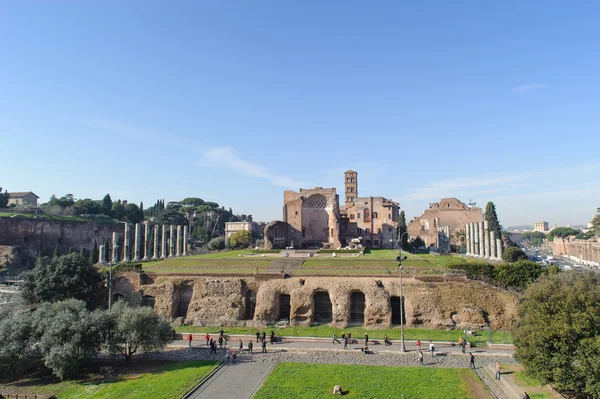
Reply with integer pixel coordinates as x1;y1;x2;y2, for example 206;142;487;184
186;358;274;399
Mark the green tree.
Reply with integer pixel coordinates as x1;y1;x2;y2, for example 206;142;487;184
547;227;583;241
397;210;410;250
102;194;112;216
484;202;502;240
411;236;425;249
0;186;9;208
207;236;226;250
513;272;600;398
229;230;253;249
111;202;126;220
22;253;102;306
493;260;544;290
521;231;546;247
592;208;600;236
125;203;144;223
104;301;172;363
502;246;527;262
0;312;36;377
90;239;99;265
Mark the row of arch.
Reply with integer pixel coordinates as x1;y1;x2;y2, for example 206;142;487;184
244;290;405;324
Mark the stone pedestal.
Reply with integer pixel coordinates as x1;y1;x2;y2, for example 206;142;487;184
143;223;150;261
111;232;119;265
483;220;490;259
122;223;131;263
183;226;188;256
176;226;182;257
169;225;175;258
152;225;159;260
497;238;503;261
490;231;497;260
161;225;167;259
133;223;141;262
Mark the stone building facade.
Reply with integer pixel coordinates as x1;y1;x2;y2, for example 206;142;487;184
341;197;399;249
114;273;519;330
407;198;483;248
533;221;549;233
224;221;266;239
552;237;600;267
7;192;39;207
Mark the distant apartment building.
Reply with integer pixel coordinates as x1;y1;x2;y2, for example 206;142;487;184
224;221;266;239
533;221;549;233
7;192;39;207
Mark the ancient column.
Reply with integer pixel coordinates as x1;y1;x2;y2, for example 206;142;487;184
99;244;107;265
483;220;490;259
152;225;159;260
478;221;485;257
490;231;497;260
143;223;150;261
497;238;503;261
473;222;479;256
469;223;475;256
161;225;167;259
133;223;141;262
169;225;175;257
122;223;131;263
466;223;471;255
111;232;119;264
182;225;188;256
176;225;182;256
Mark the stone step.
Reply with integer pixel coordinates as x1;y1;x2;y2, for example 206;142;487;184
266;258;305;274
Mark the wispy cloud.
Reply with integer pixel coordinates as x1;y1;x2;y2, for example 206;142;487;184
511;83;549;94
198;147;306;188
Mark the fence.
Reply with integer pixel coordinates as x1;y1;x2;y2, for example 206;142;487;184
0;273;23;285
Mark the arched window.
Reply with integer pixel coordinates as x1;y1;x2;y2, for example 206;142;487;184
245;290;256;320
364;209;370;222
350;291;365;324
313;291;332;323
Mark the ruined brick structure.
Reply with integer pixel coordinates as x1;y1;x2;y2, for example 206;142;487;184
265;171;399;249
552;237;600;267
114;273;519;330
407;198;483;248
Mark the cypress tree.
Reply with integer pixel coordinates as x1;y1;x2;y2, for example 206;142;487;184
53;245;60;260
90;239;98;265
484;202;502;240
398;210;409;250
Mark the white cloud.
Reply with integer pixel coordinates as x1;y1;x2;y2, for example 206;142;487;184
511;83;549;94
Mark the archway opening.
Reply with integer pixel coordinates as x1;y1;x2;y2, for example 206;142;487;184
391;296;405;325
142;295;155;308
278;294;291;321
350;291;365;324
177;286;193;318
245;290;257;320
313;291;333;323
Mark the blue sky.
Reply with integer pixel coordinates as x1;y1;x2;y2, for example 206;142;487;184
1;1;599;227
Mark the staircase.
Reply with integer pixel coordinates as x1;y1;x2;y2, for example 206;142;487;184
266;258;305;274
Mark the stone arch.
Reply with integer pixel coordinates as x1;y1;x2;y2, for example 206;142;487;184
175;286;193;318
391;296;405;325
313;291;333;323
245;290;257;320
278;293;291;321
142;295;155;308
350;291;366;324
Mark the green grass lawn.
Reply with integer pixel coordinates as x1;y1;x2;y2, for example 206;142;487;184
176;325;512;344
254;363;482;399
0;360;217;399
142;258;271;274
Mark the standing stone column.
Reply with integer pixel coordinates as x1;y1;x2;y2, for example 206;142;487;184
473;222;480;256
161;225;167;259
122;223;131;263
111;232;119;264
143;223;150;261
483;220;490;259
152;225;159;260
478;221;485;257
490;231;497;260
183;225;188;256
99;244;107;265
176;226;182;256
133;223;141;261
169;225;175;257
466;223;471;255
497;238;503;261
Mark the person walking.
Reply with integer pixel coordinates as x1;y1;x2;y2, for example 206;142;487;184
239;339;244;352
256;331;261;343
384;334;390;345
347;331;351;341
205;333;210;346
210;340;217;354
187;333;193;348
261;331;266;342
261;338;267;353
218;336;223;348
469;353;476;369
495;362;502;380
416;339;421;352
429;340;435;360
332;333;336;344
364;333;369;346
461;339;467;354
225;348;232;363
232;350;237;364
248;340;253;354
418;350;424;366
343;337;348;350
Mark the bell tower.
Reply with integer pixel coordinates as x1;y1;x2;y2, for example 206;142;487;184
344;170;358;206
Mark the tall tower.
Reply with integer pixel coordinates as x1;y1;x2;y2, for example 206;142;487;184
344;170;358;206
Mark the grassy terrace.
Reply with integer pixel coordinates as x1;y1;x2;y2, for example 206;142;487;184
142;258;271;274
176;325;513;344
254;363;485;399
0;212;118;223
0;360;217;399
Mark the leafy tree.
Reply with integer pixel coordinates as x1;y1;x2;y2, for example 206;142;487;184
104;301;172;363
155;202;186;225
514;272;600;398
90;239;99;265
111;202;126;220
73;198;103;215
207;236;226;250
484;202;502;240
397;210;410;250
0;312;36;377
411;236;425;249
521;231;546;247
592;208;600;236
22;253;102;306
102;194;112;216
229;230;253;249
0;186;8;208
124;203;144;223
502;246;527;262
494;260;544;290
547;227;583;241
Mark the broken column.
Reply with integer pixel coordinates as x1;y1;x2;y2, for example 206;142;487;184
497;238;504;261
490;230;497;260
161;225;167;259
99;244;107;265
143;223;150;261
176;225;182;256
133;223;141;261
152;225;159;260
183;225;188;256
478;221;484;257
483;220;490;259
169;225;175;257
111;232;119;264
473;222;480;256
122;223;131;263
466;223;471;255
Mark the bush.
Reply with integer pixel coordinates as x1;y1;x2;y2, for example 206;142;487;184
207;237;226;250
228;230;253;249
251;249;281;254
494;261;544;290
503;247;527;262
448;263;496;282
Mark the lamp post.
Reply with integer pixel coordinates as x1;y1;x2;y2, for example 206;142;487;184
397;231;409;353
108;261;113;310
